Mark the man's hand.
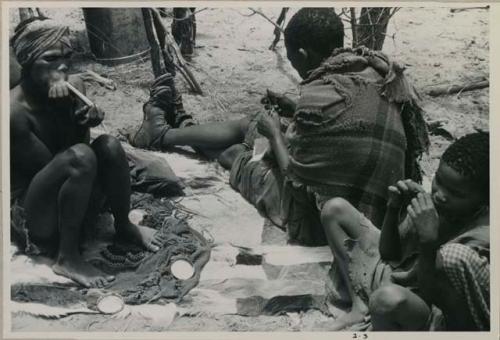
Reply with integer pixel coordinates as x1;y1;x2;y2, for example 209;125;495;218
257;111;281;140
48;70;70;99
387;179;425;208
48;80;70;99
407;192;440;246
75;105;105;128
261;90;296;117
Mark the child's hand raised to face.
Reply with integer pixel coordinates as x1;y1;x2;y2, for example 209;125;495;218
407;192;440;246
387;179;425;208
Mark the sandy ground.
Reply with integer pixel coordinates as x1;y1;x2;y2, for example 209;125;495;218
9;6;489;333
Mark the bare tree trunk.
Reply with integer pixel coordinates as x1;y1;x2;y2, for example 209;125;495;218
349;8;358;48
142;8;163;78
352;7;394;50
269;8;289;50
171;8;195;61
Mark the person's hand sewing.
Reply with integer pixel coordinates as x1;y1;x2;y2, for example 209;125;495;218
257;110;281;140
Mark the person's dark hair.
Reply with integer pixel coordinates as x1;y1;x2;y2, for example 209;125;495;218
442;131;490;201
284;8;344;57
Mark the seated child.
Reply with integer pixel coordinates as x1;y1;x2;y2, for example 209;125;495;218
319;132;489;331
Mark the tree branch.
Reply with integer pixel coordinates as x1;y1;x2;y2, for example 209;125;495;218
248;8;285;33
269;8;289;50
425;80;489;97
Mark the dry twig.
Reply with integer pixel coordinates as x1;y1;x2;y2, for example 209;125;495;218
426;80;489;97
269;8;289;50
247;8;285;33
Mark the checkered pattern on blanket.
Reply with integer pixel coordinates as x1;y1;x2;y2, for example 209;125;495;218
440;243;490;330
287;69;407;230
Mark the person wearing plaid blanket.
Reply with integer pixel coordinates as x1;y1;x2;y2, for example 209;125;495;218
131;8;429;247
320;132;489;331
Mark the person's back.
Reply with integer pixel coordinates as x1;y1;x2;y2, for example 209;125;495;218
285;47;427;243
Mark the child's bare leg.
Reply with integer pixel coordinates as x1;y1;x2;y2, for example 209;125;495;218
320;197;373;329
24;144;114;288
369;284;431;331
91;135;164;252
162;116;251;151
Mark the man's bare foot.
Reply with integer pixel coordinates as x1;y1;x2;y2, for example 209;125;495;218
52;256;115;288
117;221;165;252
327;308;369;331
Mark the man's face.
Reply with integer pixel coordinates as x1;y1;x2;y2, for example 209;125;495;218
28;41;73;91
431;161;485;220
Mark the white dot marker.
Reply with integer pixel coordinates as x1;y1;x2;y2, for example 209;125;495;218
128;209;146;225
171;259;195;280
97;294;124;314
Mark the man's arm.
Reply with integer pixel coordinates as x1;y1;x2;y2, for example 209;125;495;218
257;112;289;174
268;130;289;174
10;106;53;178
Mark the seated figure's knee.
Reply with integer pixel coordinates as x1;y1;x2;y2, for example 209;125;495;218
320;197;352;224
65;144;97;177
92;134;125;160
369;284;407;317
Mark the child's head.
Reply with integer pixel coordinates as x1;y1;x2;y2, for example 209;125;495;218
432;132;489;220
284;8;344;79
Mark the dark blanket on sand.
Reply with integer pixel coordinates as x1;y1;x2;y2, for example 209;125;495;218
125;144;186;197
11;193;212;307
91;193;212;305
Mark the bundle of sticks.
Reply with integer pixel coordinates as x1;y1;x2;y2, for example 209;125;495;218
142;8;203;95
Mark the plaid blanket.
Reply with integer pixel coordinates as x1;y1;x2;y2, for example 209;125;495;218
440;224;490;330
286;48;411;231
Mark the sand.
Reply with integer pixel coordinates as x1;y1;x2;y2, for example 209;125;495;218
8;6;489;332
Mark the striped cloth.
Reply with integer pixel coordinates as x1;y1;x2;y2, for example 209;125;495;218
439;224;490;331
11;18;71;67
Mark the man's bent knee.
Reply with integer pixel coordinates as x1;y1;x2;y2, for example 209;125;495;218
369;285;407;317
320;197;353;223
93;134;122;153
64;144;97;177
92;135;125;161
